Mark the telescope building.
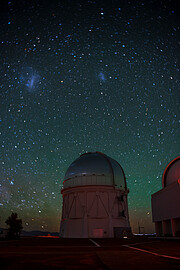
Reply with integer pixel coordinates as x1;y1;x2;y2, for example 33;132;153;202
151;156;180;237
60;152;131;238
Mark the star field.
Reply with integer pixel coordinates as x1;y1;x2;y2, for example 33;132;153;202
0;0;179;233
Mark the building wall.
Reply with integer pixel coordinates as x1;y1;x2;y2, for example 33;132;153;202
152;181;180;222
60;185;131;238
151;181;180;237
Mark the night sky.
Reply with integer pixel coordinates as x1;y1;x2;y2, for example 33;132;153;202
0;0;179;233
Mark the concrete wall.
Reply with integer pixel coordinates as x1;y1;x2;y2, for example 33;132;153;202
152;181;180;222
152;181;180;237
60;185;131;238
154;218;180;237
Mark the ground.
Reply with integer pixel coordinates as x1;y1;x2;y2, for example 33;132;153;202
0;236;180;269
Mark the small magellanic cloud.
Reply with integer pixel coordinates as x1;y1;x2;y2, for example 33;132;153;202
98;72;106;82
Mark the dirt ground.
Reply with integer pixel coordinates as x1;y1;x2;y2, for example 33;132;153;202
0;236;180;269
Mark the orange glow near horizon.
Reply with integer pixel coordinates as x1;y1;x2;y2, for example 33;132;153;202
35;234;59;238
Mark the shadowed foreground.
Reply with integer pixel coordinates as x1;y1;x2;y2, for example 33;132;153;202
0;237;180;269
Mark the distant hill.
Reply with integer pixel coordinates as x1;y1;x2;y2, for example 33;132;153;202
21;230;59;237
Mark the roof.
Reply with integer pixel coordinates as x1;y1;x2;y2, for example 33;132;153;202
162;156;180;188
63;152;127;189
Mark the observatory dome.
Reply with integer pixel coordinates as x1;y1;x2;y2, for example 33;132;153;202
63;152;127;190
162;156;180;188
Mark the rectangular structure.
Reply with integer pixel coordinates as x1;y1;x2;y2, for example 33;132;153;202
152;182;180;222
151;181;180;237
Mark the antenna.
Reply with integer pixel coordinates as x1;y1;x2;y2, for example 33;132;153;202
138;222;144;234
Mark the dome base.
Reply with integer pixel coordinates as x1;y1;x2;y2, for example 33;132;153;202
60;185;131;238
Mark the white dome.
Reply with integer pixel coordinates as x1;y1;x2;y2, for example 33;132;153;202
63;152;127;189
162;156;180;187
